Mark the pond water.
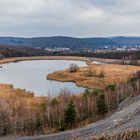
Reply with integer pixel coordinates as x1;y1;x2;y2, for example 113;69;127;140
0;60;87;96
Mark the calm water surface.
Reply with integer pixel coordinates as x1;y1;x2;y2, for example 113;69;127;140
0;60;87;96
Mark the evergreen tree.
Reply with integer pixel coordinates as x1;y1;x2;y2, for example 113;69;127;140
64;100;77;128
96;93;108;116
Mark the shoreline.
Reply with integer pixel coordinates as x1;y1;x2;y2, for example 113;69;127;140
1;56;140;92
0;56;92;65
0;56;92;95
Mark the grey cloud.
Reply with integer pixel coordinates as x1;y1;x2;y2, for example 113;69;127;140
0;0;140;37
71;0;140;15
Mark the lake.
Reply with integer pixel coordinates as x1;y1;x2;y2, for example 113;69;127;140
0;60;87;96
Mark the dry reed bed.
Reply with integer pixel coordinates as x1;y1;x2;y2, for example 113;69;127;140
48;64;140;89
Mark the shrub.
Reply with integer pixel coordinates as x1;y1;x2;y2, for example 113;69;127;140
50;98;59;107
68;64;79;73
106;84;115;91
84;89;90;95
128;71;140;81
98;70;105;78
90;88;102;96
85;69;97;77
40;102;47;111
136;71;140;79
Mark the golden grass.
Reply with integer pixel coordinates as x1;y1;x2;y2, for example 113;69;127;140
0;84;34;97
0;84;47;109
48;64;140;89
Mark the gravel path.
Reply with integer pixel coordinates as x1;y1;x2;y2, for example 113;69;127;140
1;96;140;140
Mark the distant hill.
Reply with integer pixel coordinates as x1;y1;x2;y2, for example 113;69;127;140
0;36;140;49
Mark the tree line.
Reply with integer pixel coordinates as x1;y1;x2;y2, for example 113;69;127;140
0;45;48;58
60;50;140;60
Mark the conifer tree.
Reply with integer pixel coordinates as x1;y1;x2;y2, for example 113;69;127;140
96;93;108;116
64;100;76;128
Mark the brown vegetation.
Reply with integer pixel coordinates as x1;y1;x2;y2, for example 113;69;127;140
0;56;139;137
89;128;140;140
0;73;139;136
48;64;140;89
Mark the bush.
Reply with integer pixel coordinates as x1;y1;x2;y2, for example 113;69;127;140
98;70;105;78
136;71;140;79
68;64;79;73
90;89;102;96
106;84;115;91
129;71;140;81
85;69;97;77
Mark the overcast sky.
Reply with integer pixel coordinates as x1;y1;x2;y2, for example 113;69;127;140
0;0;140;37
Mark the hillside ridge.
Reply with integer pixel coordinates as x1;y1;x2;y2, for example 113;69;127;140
0;36;140;48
